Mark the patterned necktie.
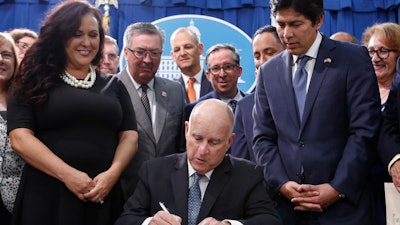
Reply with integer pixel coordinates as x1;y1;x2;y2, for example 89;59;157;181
188;173;203;225
228;99;237;112
293;56;310;121
187;78;196;103
140;84;151;121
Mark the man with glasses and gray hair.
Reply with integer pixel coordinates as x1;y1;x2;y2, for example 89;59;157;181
118;22;186;200
184;43;248;121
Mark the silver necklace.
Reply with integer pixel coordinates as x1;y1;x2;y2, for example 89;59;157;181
60;65;96;89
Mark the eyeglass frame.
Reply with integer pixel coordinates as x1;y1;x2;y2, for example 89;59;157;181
368;47;398;59
16;41;32;52
207;63;239;75
126;47;162;59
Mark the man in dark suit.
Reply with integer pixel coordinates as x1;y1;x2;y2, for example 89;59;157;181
252;0;381;224
185;44;247;121
118;22;186;200
170;27;213;104
230;25;285;162
379;57;400;194
115;99;282;225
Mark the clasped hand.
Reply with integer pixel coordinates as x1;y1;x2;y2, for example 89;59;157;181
63;169;117;204
390;160;400;193
280;181;340;212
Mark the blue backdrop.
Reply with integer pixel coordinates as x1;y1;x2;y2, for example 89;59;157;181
1;0;400;50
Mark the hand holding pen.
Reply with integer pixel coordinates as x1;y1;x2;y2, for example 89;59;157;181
149;202;182;225
159;202;170;213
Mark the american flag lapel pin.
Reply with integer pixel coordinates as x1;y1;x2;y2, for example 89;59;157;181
324;58;332;63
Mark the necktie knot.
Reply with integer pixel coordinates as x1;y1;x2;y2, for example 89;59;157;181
188;77;196;85
141;84;149;93
228;100;237;112
297;55;310;68
192;172;203;186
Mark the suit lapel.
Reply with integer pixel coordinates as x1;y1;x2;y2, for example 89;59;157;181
197;156;230;222
178;76;189;103
301;36;336;132
154;77;167;142
200;71;213;97
171;154;189;225
119;69;156;142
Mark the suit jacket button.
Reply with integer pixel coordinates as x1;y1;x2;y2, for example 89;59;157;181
299;141;305;148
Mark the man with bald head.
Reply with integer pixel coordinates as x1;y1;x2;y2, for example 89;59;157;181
330;31;358;44
230;25;284;161
170;27;213;103
116;99;282;225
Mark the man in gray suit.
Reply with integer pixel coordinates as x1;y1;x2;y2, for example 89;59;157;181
118;22;186;200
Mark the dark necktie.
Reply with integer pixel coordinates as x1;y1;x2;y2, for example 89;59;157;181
293;56;310;121
140;84;151;121
228;99;237;112
188;173;203;225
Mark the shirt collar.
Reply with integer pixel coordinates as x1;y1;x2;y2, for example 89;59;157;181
220;89;243;103
292;32;322;64
187;158;213;180
181;69;204;85
126;65;155;91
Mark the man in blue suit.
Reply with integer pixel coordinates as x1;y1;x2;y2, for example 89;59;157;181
185;44;247;121
230;25;284;162
379;57;400;194
252;0;381;224
170;27;213;104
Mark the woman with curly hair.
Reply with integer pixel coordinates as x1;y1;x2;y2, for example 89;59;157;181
7;1;138;224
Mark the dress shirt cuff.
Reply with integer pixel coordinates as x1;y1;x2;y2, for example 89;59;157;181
388;153;400;175
141;217;152;225
223;219;243;225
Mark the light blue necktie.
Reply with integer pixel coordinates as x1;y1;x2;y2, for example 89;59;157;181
188;173;203;225
293;56;310;121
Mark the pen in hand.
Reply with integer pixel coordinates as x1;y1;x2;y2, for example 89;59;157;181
159;202;170;213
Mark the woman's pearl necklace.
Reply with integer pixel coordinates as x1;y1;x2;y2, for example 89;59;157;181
60;65;96;89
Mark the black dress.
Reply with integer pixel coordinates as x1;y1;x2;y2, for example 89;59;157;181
7;72;137;225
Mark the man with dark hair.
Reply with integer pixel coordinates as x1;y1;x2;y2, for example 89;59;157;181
253;0;381;224
230;25;284;161
184;44;247;120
